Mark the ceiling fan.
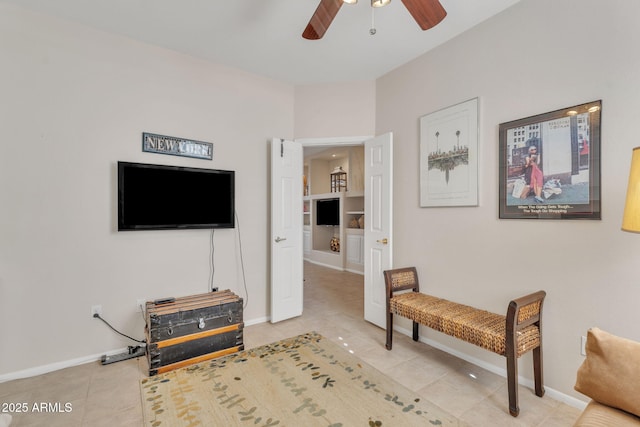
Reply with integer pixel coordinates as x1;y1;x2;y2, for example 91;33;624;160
302;0;447;40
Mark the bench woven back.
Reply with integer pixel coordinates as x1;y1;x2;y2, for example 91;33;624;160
384;267;419;293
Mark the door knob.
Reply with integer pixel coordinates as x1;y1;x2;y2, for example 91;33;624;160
275;236;287;243
376;238;388;245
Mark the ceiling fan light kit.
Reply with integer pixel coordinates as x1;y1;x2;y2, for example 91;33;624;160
371;0;391;7
303;0;446;40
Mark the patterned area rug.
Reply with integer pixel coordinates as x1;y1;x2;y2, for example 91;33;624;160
140;331;463;426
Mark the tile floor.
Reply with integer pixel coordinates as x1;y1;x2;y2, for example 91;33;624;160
0;262;581;426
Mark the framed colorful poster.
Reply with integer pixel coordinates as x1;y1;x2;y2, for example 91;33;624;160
498;100;602;220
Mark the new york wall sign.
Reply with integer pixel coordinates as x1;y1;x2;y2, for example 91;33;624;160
142;132;213;160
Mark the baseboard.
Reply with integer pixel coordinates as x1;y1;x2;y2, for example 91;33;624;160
0;316;270;384
303;258;344;271
392;325;588;411
0;347;130;383
304;259;364;275
3;318;588;413
244;316;269;326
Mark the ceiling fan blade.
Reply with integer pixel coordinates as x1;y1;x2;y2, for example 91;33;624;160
401;0;447;31
302;0;344;40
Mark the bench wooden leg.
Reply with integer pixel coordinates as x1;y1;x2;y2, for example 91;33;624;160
533;346;545;397
412;321;419;341
385;311;393;350
506;347;519;417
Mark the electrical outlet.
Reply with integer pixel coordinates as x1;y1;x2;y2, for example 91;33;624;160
91;305;102;318
136;298;147;312
581;335;587;356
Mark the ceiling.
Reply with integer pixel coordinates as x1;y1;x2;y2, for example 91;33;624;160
6;0;521;85
304;146;353;162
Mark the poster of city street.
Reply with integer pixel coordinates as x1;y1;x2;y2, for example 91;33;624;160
498;100;601;220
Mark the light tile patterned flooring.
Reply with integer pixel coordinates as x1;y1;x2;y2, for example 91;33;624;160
0;262;581;426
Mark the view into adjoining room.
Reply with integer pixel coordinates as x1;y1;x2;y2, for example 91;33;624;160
303;144;366;274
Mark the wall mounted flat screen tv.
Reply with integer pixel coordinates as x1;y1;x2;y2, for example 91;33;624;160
316;198;339;226
118;161;235;230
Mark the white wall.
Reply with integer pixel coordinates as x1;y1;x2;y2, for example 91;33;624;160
0;4;294;376
295;81;376;138
376;0;640;402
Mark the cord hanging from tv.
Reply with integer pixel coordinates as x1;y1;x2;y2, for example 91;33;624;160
117;161;235;230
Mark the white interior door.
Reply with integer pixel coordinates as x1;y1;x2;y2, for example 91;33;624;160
364;133;393;328
270;138;303;323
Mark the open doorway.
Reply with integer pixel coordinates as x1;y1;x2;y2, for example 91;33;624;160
303;142;365;275
301;139;366;314
271;135;393;327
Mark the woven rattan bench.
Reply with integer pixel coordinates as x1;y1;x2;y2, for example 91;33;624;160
384;267;546;417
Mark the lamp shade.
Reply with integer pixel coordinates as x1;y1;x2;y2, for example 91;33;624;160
622;147;640;233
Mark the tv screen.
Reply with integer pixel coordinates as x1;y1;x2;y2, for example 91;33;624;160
316;198;339;226
118;161;235;230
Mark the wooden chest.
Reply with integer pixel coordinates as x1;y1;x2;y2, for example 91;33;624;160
145;290;244;375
